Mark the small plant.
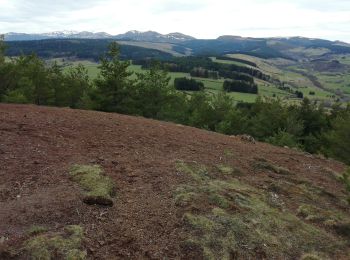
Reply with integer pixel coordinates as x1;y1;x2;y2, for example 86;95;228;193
70;165;115;206
301;253;321;260
27;225;48;236
217;164;233;175
224;149;234;157
254;160;292;175
25;225;86;260
339;168;350;204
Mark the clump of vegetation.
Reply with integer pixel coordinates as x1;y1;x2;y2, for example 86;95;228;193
176;161;211;182
174;77;204;91
27;225;48;236
25;225;86;260
175;161;347;259
216;165;233;175
217;164;244;177
297;204;347;225
300;253;322;260
70;165;115;206
253;160;292;175
339;168;350;204
223;149;234;157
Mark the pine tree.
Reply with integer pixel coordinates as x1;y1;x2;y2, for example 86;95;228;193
94;42;135;113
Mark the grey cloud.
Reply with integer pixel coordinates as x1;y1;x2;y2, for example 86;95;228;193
153;0;206;13
285;0;350;12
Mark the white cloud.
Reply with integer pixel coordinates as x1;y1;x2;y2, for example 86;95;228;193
0;0;349;42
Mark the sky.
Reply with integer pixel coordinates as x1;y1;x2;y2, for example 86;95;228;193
0;0;349;42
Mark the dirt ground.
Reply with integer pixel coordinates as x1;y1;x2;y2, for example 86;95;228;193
0;104;348;259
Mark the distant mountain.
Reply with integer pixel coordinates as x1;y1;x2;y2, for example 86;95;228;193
3;30;195;43
3;30;350;60
111;30;195;43
4;31;113;41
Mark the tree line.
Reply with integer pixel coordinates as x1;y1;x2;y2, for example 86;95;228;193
1;41;349;165
134;56;270;82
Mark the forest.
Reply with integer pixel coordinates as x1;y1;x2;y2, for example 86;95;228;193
1;40;349;165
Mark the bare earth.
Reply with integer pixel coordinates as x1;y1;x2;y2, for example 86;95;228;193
0;104;348;259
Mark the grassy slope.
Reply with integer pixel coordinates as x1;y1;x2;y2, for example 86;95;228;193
57;52;350;103
228;53;350;102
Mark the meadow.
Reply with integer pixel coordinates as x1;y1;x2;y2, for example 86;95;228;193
56;57;347;103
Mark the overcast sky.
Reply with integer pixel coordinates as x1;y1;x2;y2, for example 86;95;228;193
0;0;349;42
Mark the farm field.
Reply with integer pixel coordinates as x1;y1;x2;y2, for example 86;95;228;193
55;57;348;103
226;54;350;102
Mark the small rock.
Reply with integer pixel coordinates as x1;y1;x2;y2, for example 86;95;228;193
0;236;6;244
239;134;256;144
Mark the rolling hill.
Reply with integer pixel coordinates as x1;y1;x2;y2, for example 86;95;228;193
3;31;350;103
0;104;349;259
4;30;350;59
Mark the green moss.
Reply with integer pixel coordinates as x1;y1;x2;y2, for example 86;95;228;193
176;161;210;182
224;150;234;157
174;185;198;207
176;161;347;259
208;193;231;209
183;213;216;232
25;225;86;260
27;225;48;236
217;165;234;175
70;165;115;206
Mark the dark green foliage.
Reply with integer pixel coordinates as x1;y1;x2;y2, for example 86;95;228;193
93;42;136;113
295;90;304;99
324;113;350;165
174;77;204;91
0;35;5;64
223;80;258;94
0;55;91;108
138;56;269;82
5;39;172;61
134;62;173;119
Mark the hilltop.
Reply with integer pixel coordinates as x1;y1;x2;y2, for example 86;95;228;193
0;104;349;259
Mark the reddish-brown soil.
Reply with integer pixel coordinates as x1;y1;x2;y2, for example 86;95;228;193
0;104;348;259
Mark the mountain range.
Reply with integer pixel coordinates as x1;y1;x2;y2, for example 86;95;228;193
3;30;195;43
3;30;350;61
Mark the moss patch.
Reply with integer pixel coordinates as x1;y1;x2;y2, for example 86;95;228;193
176;161;347;259
25;225;86;260
27;225;48;236
70;165;115;206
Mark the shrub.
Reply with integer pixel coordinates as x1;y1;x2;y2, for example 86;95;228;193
174;77;204;91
